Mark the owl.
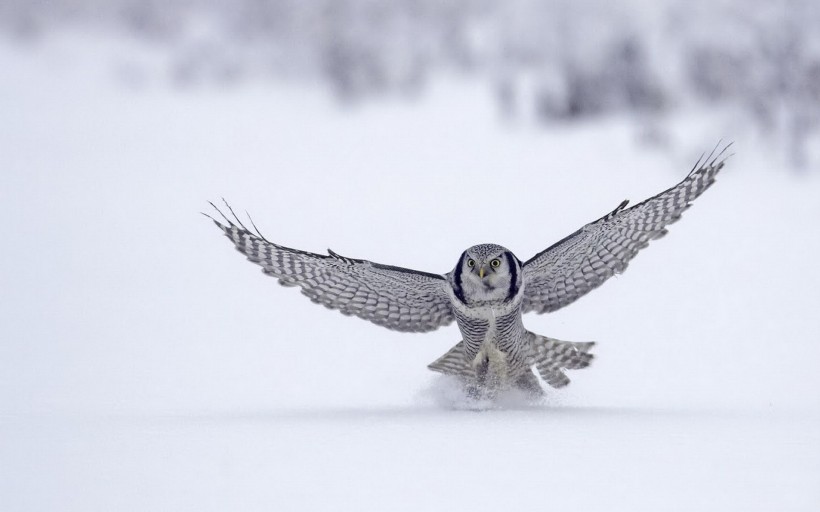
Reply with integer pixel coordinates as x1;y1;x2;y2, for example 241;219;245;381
207;146;728;397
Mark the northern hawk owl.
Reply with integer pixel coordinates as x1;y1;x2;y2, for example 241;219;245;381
207;147;728;397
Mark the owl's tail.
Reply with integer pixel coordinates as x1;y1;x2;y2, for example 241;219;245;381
426;335;595;389
530;334;595;388
427;341;473;378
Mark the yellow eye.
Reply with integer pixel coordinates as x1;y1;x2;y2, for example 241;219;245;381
490;258;501;268
467;259;475;268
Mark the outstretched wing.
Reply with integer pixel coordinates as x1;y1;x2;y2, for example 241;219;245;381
206;203;454;333
521;145;730;315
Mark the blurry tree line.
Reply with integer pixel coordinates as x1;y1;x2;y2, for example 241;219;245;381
2;0;818;168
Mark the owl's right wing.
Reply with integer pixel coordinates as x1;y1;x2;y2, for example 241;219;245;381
206;203;455;333
521;145;729;314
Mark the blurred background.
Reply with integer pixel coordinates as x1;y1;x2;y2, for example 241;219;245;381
2;0;819;169
1;2;819;511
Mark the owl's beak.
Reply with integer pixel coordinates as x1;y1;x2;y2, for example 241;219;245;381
478;266;486;279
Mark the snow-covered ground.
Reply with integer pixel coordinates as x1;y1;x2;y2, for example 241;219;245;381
1;35;819;511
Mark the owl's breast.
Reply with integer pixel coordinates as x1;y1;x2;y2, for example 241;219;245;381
453;305;525;358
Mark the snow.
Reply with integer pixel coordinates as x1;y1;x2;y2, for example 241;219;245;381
1;34;819;511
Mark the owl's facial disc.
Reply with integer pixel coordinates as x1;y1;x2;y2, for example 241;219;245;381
467;252;504;289
454;244;518;304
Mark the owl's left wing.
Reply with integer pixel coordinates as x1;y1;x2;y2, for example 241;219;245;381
521;146;729;315
206;203;455;333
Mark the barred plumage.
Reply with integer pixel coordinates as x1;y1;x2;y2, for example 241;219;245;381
207;144;729;398
208;208;454;333
521;147;728;314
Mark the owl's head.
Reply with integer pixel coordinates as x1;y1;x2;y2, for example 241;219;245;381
452;243;522;304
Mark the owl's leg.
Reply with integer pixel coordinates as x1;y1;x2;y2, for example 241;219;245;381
464;382;485;400
513;369;544;397
468;356;497;400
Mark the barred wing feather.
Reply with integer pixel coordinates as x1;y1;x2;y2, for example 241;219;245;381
208;205;455;333
521;147;729;315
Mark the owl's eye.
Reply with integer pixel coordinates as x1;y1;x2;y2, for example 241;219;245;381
490;258;501;268
467;258;475;268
